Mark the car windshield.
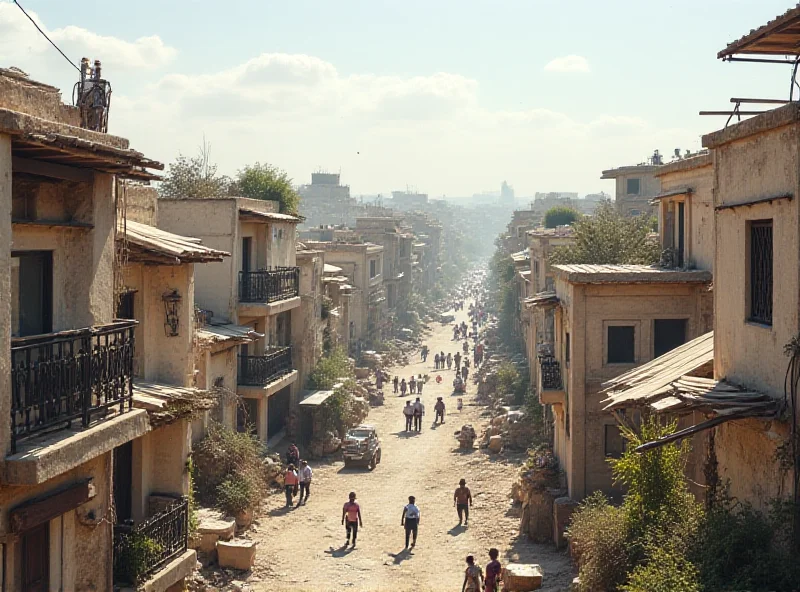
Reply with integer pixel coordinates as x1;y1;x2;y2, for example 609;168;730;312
348;429;373;439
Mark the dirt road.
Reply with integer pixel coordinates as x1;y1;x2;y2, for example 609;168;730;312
249;304;574;592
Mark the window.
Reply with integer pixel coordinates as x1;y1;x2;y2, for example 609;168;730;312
654;319;687;358
116;290;135;320
369;259;377;278
565;332;571;366
11;251;53;337
748;220;773;325
241;237;252;272
605;425;626;458
626;178;641;195
607;325;635;364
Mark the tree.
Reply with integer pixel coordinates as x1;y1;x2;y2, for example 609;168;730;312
231;163;300;215
544;206;580;228
158;141;230;199
549;201;660;265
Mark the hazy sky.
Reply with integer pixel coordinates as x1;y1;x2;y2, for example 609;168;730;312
1;0;793;198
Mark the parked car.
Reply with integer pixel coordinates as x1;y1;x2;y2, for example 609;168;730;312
343;425;382;470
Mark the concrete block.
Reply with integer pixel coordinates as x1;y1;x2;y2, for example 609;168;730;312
502;563;543;591
488;435;503;453
553;497;579;550
217;539;257;571
197;510;236;553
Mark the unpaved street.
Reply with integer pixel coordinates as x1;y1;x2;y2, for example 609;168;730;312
249;304;574;592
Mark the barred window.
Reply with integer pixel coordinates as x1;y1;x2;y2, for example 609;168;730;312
605;425;626;458
748;220;773;326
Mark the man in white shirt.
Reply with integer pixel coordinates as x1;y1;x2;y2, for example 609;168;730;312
403;400;415;432
401;495;421;548
297;460;313;506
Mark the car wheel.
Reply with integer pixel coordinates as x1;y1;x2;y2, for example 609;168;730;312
368;454;376;470
376;449;382;464
344;459;351;469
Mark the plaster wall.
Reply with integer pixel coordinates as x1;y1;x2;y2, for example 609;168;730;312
0;134;11;457
0;453;112;591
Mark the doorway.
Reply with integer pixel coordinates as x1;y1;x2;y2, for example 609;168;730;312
22;522;49;592
113;441;134;522
12;251;53;337
268;386;291;438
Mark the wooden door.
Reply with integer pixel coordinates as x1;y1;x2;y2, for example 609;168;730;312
22;522;49;592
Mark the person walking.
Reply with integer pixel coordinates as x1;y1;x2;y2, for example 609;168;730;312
484;548;502;592
461;364;469;383
417;377;424;394
401;496;421;549
297;460;312;506
454;478;472;526
434;353;440;369
403;400;414;432
454;351;461;372
409;376;417;394
376;371;384;390
393;376;399;394
421;345;429;362
283;464;299;507
462;555;484;592
400;378;407;396
341;492;363;548
446;353;453;370
413;397;425;432
434;397;446;424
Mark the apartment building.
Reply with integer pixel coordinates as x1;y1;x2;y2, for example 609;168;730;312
354;217;413;311
601;154;662;217
304;241;386;350
540;264;712;500
0;68;200;590
158;197;302;443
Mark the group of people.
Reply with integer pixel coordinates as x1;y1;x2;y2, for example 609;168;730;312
393;375;424;395
402;397;427;431
283;444;314;507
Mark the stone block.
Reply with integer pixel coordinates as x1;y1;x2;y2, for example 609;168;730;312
502;563;544;591
488;435;503;453
196;510;236;553
553;496;579;550
217;539;257;571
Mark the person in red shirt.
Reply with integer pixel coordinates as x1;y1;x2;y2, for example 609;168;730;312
341;491;363;548
283;465;299;507
485;548;502;592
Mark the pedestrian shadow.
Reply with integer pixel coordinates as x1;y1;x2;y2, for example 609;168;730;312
391;431;421;438
448;524;466;536
268;505;296;517
388;549;413;564
325;545;354;558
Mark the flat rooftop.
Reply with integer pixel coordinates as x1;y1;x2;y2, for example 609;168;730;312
553;264;712;284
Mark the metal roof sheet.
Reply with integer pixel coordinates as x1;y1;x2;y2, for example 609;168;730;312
121;220;229;264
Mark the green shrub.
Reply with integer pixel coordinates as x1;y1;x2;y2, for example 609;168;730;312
544;206;580;228
114;532;164;584
622;543;700;592
567;492;630;592
216;475;258;515
193;422;267;509
308;346;353;390
318;382;358;437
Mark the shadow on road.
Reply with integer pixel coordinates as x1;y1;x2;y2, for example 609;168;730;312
388;549;413;564
325;545;355;558
448;524;466;536
336;465;368;474
268;505;296;517
391;431;421;438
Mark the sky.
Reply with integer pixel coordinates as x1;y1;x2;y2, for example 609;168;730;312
0;0;794;199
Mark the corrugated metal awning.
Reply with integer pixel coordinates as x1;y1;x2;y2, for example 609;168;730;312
121;220;229;265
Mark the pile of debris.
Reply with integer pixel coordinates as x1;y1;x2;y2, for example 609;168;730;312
513;448;569;544
307;431;342;458
480;407;538;451
456;424;477;449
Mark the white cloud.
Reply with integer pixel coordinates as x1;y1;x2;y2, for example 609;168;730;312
544;55;590;73
0;3;177;74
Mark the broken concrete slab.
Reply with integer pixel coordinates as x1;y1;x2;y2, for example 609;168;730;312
217;539;257;571
502;563;543;591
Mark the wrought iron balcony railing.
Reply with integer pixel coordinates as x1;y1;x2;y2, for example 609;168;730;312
539;355;563;390
238;267;300;303
10;320;136;453
113;496;189;585
238;346;293;386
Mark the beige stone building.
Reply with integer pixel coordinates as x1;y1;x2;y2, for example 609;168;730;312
353;217;413;312
303;241;385;352
0;68;211;590
158;198;302;443
539;265;712;500
601;158;662;217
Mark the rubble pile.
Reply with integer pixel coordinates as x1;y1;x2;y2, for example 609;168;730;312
456;424;477;449
480;408;537;451
515;448;565;543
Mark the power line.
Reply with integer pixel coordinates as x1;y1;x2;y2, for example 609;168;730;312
13;0;80;72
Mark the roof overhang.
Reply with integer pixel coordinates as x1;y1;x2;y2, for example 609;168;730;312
121;220;229;265
524;291;559;309
650;188;693;204
719;6;800;59
2;109;163;180
239;208;302;223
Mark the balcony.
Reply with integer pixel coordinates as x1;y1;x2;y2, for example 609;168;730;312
239;267;300;304
239;346;293;386
538;355;565;406
10;321;137;454
113;497;189;586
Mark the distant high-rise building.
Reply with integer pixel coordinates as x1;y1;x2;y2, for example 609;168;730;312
500;181;515;205
391;190;428;210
